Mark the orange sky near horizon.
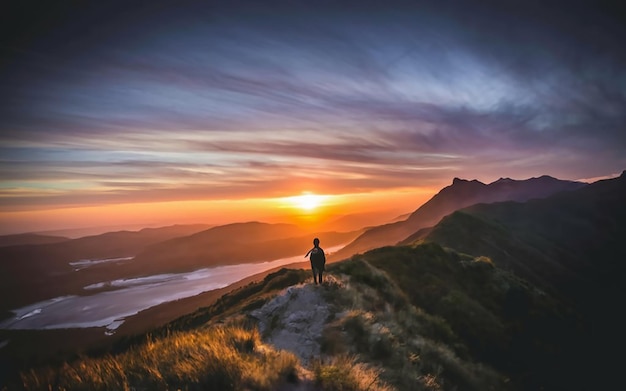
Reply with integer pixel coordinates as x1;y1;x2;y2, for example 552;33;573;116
0;187;435;237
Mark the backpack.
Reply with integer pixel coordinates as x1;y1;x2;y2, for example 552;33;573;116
310;247;325;265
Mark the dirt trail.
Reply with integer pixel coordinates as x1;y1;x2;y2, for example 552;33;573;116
250;275;341;366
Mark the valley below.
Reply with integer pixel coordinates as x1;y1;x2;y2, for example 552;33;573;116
0;244;344;334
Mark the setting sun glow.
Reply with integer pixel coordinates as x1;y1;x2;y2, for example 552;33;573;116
287;192;327;212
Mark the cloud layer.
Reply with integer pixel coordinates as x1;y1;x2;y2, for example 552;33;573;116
1;0;625;211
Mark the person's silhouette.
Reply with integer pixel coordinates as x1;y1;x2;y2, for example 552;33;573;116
305;237;326;284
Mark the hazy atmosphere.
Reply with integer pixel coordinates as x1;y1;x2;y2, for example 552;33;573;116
1;0;625;234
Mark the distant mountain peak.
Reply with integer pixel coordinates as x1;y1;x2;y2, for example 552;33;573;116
534;174;558;180
330;173;587;262
452;177;483;185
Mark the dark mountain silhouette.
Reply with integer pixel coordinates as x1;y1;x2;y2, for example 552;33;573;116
0;221;360;314
408;171;626;388
421;171;626;301
329;175;586;261
0;223;212;270
317;210;403;232
130;221;360;273
0;233;69;248
390;212;411;222
0;224;211;311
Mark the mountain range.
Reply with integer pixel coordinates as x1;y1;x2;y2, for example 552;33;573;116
2;172;624;390
0;224;212;311
329;175;586;261
0;234;69;248
0;222;360;314
130;222;359;273
0;174;590;316
417;172;625;297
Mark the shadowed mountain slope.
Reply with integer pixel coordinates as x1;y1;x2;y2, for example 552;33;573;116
330;175;585;261
420;171;626;302
0;234;69;248
406;171;626;388
0;222;360;314
0;224;212;269
130;221;360;273
349;243;584;390
0;224;211;311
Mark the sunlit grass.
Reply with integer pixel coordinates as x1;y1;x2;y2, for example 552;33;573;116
20;326;298;391
312;356;393;391
323;255;509;390
12;243;553;391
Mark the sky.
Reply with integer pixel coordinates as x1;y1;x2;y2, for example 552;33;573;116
1;0;625;235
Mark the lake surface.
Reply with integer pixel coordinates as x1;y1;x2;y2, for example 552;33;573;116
0;244;344;335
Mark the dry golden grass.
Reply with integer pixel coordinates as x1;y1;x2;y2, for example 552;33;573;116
323;259;509;391
20;326;298;391
312;355;393;391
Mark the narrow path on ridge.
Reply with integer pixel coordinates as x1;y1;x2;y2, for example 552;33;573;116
249;275;342;366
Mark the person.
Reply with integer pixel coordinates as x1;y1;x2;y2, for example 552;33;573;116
305;237;326;284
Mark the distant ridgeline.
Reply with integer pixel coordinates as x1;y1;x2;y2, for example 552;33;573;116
419;171;626;306
329;174;586;261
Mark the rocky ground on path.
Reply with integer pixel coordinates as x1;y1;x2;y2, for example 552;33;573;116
249;275;343;366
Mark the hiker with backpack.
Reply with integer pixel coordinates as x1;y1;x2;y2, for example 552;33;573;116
305;237;326;284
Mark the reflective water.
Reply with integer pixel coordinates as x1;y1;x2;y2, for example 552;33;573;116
0;245;343;334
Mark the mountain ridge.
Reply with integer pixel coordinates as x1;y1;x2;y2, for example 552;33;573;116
420;171;626;297
0;233;69;248
129;222;361;273
329;175;586;261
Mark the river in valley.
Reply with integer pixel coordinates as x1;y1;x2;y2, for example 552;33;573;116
0;244;344;335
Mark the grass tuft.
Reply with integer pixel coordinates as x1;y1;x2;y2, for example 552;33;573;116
312;356;392;391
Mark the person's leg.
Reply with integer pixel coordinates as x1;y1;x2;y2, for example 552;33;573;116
312;268;318;284
319;270;323;284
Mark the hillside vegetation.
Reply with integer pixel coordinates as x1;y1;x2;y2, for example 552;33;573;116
407;172;626;389
4;240;583;390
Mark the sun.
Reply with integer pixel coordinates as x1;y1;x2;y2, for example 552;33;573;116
288;192;325;212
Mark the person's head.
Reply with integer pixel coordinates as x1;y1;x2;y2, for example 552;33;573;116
313;237;320;247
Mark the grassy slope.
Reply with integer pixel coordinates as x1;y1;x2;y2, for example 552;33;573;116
3;242;585;391
412;173;626;390
349;244;583;390
424;174;626;299
1;268;310;390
